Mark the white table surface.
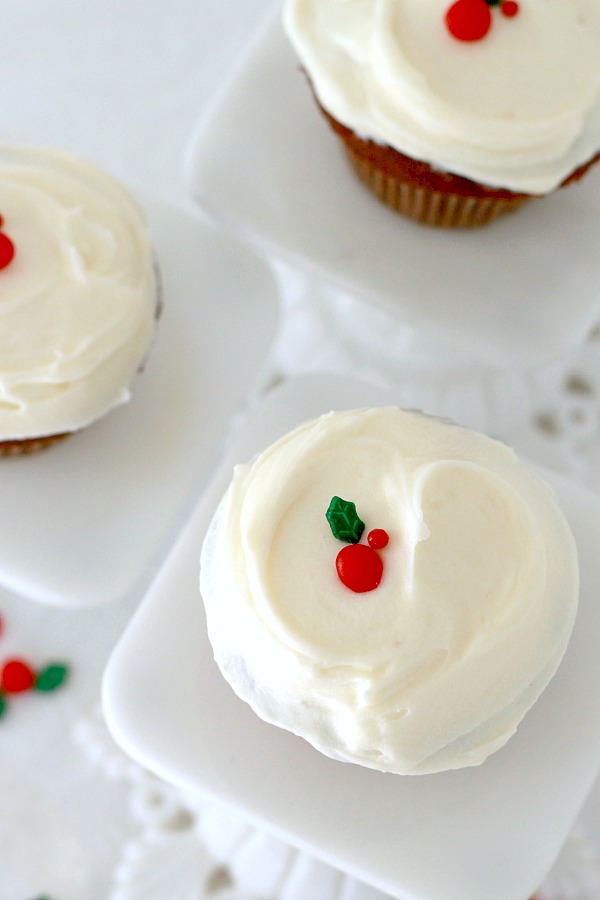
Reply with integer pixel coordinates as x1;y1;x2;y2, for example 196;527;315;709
3;2;600;899
0;0;272;207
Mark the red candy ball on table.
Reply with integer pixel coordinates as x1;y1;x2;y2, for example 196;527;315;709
1;658;36;693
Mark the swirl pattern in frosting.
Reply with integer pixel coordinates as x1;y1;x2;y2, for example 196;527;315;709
200;407;579;775
0;145;158;441
283;0;600;193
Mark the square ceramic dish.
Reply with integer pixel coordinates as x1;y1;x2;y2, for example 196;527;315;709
103;373;600;900
0;196;279;607
185;6;600;370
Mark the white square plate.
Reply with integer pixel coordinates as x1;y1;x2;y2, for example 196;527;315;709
0;196;279;607
103;373;600;900
185;7;600;369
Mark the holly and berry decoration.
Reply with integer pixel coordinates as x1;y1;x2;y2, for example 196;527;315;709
0;614;70;719
0;214;15;271
445;0;519;42
0;657;69;717
326;496;389;594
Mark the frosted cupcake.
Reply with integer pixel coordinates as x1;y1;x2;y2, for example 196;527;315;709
283;0;600;227
0;145;159;455
200;407;579;775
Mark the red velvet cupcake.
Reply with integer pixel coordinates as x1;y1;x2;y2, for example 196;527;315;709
283;0;600;228
0;146;160;455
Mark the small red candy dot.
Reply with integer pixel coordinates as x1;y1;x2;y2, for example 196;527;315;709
445;0;492;42
336;543;383;594
501;0;519;16
0;232;15;271
1;658;36;694
367;528;389;550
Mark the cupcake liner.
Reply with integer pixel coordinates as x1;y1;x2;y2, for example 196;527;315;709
0;432;72;457
344;144;531;228
314;95;533;228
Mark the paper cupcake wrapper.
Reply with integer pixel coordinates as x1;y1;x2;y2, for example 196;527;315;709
0;432;72;457
344;145;531;228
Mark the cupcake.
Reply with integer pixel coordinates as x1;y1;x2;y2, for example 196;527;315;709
282;0;600;227
200;407;579;775
0;145;160;455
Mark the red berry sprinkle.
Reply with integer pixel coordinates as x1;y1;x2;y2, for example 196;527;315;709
0;231;15;271
367;528;389;550
1;658;36;694
445;0;492;42
501;0;519;16
336;543;384;594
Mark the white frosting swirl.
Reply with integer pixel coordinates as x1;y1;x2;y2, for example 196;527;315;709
283;0;600;193
200;408;579;775
0;146;158;440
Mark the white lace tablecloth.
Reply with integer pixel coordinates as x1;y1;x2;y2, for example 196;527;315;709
2;2;600;898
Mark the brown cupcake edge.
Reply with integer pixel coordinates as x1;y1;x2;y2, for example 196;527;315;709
319;98;600;199
310;82;600;226
0;432;72;457
345;146;529;227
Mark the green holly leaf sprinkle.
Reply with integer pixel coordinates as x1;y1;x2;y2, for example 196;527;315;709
0;693;6;718
34;663;69;693
326;496;365;544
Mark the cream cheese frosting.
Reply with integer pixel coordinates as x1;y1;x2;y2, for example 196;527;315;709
200;407;579;775
0;145;158;441
283;0;600;193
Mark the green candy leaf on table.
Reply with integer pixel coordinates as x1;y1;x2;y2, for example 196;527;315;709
34;663;69;692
